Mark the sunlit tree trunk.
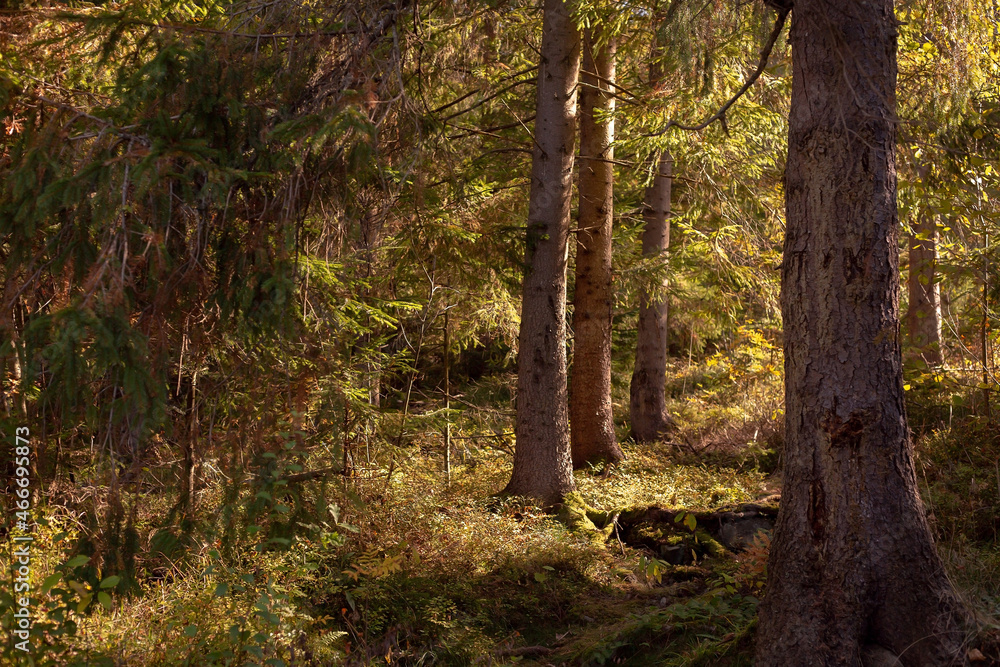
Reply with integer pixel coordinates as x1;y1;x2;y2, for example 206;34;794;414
503;0;580;504
629;152;674;443
755;1;969;664
907;213;943;365
570;30;623;469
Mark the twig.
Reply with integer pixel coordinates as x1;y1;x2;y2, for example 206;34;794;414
496;645;552;657
450;432;514;441
439;71;537;123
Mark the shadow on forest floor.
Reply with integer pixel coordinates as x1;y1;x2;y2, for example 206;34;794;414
62;358;1000;666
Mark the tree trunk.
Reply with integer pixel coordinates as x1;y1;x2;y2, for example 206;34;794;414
503;0;580;505
629;152;674;443
570;30;623;469
755;2;969;665
181;369;199;522
907;212;943;365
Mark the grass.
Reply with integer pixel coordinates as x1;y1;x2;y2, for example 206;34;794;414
5;339;999;666
51;417;775;665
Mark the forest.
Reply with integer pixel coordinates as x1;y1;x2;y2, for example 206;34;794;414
0;0;998;664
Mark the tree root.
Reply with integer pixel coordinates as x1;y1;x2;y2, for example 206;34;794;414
554;491;620;543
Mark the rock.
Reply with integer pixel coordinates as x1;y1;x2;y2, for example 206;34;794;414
717;517;773;551
614;501;780;557
661;544;688;564
861;644;902;667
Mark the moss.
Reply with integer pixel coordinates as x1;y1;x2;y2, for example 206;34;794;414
635;526;666;541
586;506;619;529
695;530;728;558
556;491;617;544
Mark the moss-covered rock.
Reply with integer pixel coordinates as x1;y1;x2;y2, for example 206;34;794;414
555;492;618;544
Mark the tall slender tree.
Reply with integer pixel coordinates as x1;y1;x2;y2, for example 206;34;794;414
908;218;943;364
908;169;943;364
570;29;624;468
503;0;580;504
755;0;969;663
630;152;674;443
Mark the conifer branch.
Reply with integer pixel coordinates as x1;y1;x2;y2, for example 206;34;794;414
646;6;790;136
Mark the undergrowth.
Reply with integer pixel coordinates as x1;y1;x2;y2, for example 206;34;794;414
3;343;997;666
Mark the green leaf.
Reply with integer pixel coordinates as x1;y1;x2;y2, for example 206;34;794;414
97;591;112;610
214;583;229;597
184;624;199;637
99;575;121;589
66;555;90;568
41;573;62;594
684;513;697;531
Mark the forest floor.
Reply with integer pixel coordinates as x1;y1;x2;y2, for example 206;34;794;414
42;347;1000;665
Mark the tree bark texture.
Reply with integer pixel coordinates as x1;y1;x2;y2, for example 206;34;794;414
570;31;624;469
504;0;580;505
630;152;674;443
907;214;943;365
755;1;969;665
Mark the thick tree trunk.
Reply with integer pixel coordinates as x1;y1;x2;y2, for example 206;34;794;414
755;2;969;665
629;152;674;443
907;213;943;365
503;0;580;505
570;31;623;469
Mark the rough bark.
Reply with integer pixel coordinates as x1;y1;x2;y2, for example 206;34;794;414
755;2;969;665
629;152;674;443
503;0;579;505
907;213;943;365
570;31;624;469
